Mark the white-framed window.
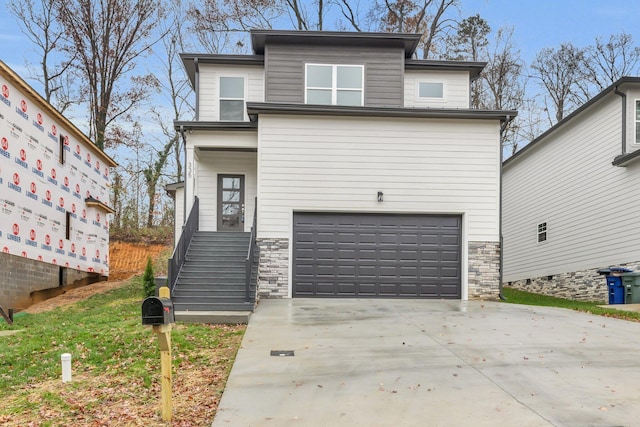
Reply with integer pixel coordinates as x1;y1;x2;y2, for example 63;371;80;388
305;64;364;106
635;100;640;144
418;82;444;99
219;76;245;121
537;222;547;243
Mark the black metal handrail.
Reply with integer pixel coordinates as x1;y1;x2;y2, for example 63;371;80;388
245;197;257;302
168;196;199;292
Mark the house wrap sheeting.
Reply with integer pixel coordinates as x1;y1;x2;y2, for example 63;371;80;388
0;61;115;276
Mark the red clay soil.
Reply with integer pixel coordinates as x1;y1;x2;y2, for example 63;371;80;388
24;241;171;314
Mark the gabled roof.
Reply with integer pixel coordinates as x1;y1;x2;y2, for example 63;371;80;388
503;76;640;168
250;30;422;58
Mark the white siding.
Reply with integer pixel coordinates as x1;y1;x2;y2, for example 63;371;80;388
196;151;257;232
173;187;184;249
404;70;470;109
198;64;264;121
502;94;640;281
188;130;258;150
257;115;501;241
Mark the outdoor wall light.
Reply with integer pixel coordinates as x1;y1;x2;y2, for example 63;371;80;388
377;191;383;202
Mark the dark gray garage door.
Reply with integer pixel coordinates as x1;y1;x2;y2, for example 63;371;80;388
293;213;461;298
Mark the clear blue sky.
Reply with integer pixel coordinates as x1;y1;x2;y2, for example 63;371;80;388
461;0;640;63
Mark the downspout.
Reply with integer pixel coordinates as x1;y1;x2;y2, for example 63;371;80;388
498;115;512;301
613;86;626;155
194;58;200;121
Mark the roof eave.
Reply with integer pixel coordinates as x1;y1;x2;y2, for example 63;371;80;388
0;61;117;168
174;120;258;132
504;76;640;168
85;197;116;214
404;60;487;79
246;102;516;122
250;30;421;57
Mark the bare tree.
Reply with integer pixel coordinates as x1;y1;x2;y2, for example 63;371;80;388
443;14;490;108
188;0;280;53
482;27;526;152
584;32;640;91
143;140;173;228
376;0;457;58
531;43;587;123
8;0;77;113
154;0;194;182
55;0;164;150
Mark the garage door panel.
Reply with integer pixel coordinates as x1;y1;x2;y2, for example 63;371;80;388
293;213;461;298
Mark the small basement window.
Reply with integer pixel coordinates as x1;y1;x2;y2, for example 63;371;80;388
418;82;444;99
537;222;547;243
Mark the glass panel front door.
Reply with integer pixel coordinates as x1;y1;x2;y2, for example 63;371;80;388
217;175;245;231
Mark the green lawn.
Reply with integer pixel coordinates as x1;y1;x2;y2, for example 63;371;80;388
0;278;245;425
502;286;640;322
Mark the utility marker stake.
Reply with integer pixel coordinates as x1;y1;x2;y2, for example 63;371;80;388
61;353;72;383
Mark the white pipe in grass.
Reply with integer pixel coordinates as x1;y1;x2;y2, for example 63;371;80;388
61;353;72;383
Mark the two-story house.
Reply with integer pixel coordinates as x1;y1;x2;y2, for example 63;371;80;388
168;30;516;317
0;61;116;311
503;77;640;301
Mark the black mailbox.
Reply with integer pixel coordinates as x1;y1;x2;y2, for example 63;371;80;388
141;297;175;325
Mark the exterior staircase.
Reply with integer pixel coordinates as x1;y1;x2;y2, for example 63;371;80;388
171;231;257;323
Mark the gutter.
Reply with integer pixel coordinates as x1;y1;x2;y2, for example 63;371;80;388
498;115;513;301
614;85;626;156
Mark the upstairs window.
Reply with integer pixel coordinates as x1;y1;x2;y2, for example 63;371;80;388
418;82;444;99
219;76;245;121
305;64;363;106
537;222;547;243
635;100;640;143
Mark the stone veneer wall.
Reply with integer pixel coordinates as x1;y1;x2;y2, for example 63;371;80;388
505;261;640;302
256;238;289;298
467;241;501;301
257;238;504;301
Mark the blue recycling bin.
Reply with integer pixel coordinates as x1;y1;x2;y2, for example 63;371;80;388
598;267;632;304
606;276;625;304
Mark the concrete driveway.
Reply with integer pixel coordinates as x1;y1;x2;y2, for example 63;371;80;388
212;299;640;426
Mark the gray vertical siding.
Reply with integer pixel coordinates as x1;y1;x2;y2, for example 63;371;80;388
265;43;404;107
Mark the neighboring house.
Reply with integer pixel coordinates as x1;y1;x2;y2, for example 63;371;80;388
0;61;116;310
503;77;640;301
169;30;515;315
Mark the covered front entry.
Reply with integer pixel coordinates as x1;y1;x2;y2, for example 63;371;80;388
292;212;462;298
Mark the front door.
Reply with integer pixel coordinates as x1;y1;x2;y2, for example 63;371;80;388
217;174;245;231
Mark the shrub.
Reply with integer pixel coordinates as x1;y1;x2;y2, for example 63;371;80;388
142;257;155;297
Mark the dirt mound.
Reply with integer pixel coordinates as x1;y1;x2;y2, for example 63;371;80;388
109;241;171;281
22;241;172;314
